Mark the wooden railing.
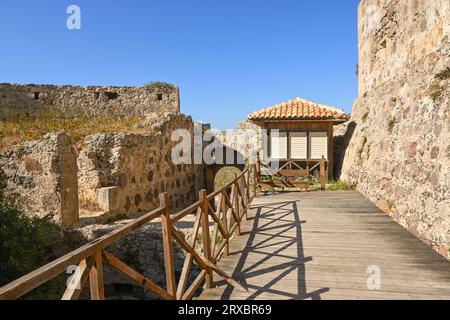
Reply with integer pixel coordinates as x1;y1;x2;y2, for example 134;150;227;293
0;165;256;300
257;157;328;191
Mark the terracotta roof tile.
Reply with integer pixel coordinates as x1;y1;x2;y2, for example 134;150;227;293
248;97;349;121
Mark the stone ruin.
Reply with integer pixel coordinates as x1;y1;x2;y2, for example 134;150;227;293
0;113;205;229
0;87;204;297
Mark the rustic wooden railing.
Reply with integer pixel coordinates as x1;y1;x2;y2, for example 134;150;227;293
257;157;328;191
0;165;257;300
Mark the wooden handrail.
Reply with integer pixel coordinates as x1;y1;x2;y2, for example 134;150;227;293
257;157;328;190
0;165;257;301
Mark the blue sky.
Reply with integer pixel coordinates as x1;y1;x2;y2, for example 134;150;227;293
0;0;360;129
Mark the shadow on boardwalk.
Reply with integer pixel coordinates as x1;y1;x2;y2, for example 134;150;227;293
217;199;329;299
200;191;450;300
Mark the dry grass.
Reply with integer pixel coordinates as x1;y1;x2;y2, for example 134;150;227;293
0;116;147;152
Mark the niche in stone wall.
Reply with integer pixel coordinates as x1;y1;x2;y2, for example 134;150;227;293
157;93;163;101
105;92;119;100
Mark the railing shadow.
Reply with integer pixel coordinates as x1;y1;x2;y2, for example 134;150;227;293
216;200;329;300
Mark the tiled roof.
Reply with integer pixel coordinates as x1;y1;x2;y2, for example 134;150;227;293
248;97;349;121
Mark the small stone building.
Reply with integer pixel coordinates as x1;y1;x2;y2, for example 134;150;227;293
248;97;349;179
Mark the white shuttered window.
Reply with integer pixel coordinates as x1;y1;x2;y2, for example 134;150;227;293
309;132;328;159
270;132;287;159
290;132;307;159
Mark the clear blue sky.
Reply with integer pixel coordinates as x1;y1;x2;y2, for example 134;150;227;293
0;0;359;129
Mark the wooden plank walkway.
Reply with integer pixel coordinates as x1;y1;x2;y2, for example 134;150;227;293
198;191;450;300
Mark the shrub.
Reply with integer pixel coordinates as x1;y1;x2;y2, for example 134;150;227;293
144;82;176;91
0;172;65;299
435;67;450;81
430;90;443;102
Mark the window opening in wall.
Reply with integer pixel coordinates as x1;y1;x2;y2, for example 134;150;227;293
157;93;163;101
105;92;119;100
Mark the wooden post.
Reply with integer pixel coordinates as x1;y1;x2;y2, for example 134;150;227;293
320;157;326;191
254;154;261;196
89;250;105;300
160;192;177;298
233;176;241;236
199;190;214;289
244;171;250;219
327;122;334;180
221;190;230;256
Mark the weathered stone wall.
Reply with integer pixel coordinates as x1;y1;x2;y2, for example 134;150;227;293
341;0;450;257
78;113;205;217
0;83;180;119
358;0;450;95
0;133;79;229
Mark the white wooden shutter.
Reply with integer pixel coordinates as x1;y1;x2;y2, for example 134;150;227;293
310;132;328;159
290;132;307;159
270;132;287;159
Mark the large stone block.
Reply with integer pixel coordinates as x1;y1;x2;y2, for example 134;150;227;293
0;132;79;229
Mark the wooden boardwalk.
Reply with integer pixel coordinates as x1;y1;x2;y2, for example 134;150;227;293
199;191;450;300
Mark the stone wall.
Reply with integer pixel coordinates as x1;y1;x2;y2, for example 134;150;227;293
0;112;205;228
340;0;450;257
0;83;180;119
78;113;205;218
0;133;79;229
358;0;450;95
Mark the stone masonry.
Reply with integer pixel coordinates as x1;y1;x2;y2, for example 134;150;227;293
0;83;180;119
78;113;205;218
340;0;450;257
0;132;79;229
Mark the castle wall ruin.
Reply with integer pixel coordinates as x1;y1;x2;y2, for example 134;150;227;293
341;0;450;257
0;83;180;119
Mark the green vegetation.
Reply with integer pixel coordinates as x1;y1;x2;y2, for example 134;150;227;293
387;118;397;133
144;81;176;91
430;90;443;102
0;172;65;299
357;136;368;159
308;179;357;191
326;180;357;191
435;67;450;81
214;167;242;190
362;112;369;123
